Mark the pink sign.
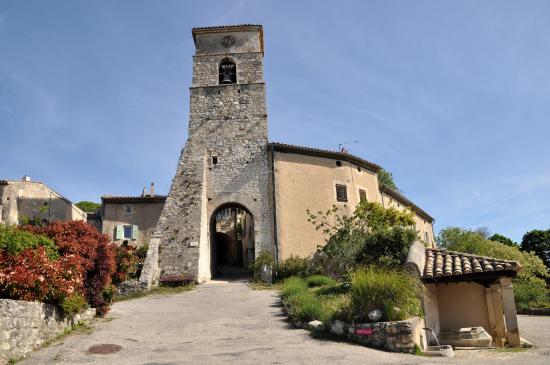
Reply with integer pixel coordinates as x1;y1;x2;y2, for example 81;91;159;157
356;328;373;336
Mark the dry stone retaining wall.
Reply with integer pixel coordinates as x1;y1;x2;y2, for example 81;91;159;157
0;299;95;364
329;317;423;353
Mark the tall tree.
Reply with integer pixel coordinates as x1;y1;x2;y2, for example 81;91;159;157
76;201;100;213
489;233;517;247
377;169;398;190
521;229;550;269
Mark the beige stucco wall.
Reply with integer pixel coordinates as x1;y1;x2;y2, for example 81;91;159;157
0;181;86;225
274;152;436;260
423;283;441;334
436;282;491;332
274;152;381;260
101;202;164;247
381;192;435;247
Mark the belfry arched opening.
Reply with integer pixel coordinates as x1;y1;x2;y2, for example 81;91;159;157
210;205;254;278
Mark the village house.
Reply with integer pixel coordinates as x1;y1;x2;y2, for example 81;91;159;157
98;183;166;247
0;176;86;225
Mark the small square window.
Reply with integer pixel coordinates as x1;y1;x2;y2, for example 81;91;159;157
123;225;132;239
335;184;348;202
359;189;367;202
124;205;133;215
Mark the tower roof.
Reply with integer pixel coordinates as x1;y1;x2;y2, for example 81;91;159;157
192;24;264;54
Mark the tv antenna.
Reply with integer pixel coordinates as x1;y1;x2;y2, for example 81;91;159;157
337;140;358;153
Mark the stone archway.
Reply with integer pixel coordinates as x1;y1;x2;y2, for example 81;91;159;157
192;192;266;282
209;203;254;279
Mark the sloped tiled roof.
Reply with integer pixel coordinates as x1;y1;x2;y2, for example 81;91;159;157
101;195;167;204
423;248;520;280
268;142;381;173
380;185;434;223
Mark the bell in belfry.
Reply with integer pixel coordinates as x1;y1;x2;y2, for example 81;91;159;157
219;62;236;84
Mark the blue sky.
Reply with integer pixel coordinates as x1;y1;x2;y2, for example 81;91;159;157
1;0;549;242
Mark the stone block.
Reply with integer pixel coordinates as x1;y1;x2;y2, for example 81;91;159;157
330;320;347;336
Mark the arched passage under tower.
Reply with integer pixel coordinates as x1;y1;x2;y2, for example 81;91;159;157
209;203;254;279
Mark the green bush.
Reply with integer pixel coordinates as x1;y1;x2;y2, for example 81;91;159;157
358;226;418;268
136;244;149;259
514;277;550;310
305;275;336;287
308;202;418;276
319;293;352;322
249;250;274;277
277;255;310;280
286;290;324;322
60;294;88;314
281;277;307;300
350;266;423;321
0;225;58;259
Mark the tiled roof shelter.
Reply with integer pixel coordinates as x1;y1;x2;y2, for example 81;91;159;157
405;242;523;347
422;248;520;281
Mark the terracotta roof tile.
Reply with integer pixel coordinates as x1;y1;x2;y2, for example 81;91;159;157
101;195;167;204
423;248;520;280
268;142;381;173
380;185;434;223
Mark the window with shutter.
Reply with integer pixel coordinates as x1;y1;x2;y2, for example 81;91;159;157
123;225;132;239
335;184;348;202
115;225;124;240
359;189;367;202
131;225;139;240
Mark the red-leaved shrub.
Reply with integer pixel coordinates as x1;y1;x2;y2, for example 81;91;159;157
113;244;139;284
24;221;116;315
0;246;83;302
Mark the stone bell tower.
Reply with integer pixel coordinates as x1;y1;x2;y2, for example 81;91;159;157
140;25;274;285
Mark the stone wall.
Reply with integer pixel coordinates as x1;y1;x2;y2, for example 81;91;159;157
0;299;95;364
330;317;425;353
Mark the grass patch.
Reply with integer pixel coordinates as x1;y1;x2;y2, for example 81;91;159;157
42;321;93;348
494;347;527;353
350;266;424;321
281;277;308;300
286;290;324;322
114;284;194;302
306;275;336;288
247;281;281;290
281;276;350;323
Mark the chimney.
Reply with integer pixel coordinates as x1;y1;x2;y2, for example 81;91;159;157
142;187;147;197
150;182;155;196
22;175;31;182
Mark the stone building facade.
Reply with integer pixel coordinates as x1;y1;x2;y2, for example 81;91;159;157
139;25;435;286
99;193;166;248
0;177;86;225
